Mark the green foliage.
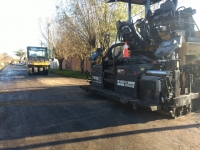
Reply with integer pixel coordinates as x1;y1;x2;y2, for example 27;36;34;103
0;62;6;70
132;4;145;20
49;69;87;79
98;2;145;49
43;0;147;71
14;49;26;62
55;0;144;52
0;53;13;65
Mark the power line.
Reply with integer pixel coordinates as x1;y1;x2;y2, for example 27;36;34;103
178;0;185;6
132;10;145;18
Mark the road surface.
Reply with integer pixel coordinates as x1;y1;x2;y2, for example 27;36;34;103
0;65;200;150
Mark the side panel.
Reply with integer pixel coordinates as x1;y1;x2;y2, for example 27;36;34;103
115;66;137;97
178;42;200;65
91;65;103;88
139;76;161;105
137;89;160;105
140;76;161;91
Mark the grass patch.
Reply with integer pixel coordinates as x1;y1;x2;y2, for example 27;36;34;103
49;68;87;79
0;65;5;71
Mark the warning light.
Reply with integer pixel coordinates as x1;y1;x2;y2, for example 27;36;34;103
134;72;137;76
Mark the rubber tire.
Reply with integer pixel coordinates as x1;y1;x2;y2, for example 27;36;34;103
44;69;48;75
28;68;32;76
34;67;38;74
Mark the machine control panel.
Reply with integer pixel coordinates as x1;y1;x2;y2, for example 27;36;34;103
154;38;179;57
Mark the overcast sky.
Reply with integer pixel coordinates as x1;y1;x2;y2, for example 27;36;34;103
0;0;199;57
179;0;200;26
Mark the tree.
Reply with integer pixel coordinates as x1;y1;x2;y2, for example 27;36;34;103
55;0;134;74
39;0;143;73
14;49;26;62
53;32;71;70
39;18;55;51
0;53;13;64
39;17;71;70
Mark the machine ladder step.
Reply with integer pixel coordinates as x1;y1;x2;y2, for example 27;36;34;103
104;69;113;74
104;78;114;83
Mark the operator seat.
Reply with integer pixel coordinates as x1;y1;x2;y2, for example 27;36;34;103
154;0;176;15
148;0;177;43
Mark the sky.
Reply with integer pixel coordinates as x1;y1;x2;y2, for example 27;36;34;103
0;0;199;57
178;0;200;27
0;0;55;57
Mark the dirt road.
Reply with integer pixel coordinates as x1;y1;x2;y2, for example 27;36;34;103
0;65;200;150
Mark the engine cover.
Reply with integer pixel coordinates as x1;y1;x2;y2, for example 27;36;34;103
140;75;161;91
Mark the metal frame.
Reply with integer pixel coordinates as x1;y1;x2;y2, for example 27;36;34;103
26;46;48;59
107;0;158;21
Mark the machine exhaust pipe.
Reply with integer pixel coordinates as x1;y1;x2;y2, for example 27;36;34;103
145;70;171;76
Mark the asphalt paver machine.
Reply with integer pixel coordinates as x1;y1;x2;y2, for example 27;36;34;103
81;0;200;118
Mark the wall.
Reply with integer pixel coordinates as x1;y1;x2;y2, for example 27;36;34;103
63;57;91;72
84;58;91;72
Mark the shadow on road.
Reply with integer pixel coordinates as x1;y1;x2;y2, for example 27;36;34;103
1;123;200;150
0;65;200;149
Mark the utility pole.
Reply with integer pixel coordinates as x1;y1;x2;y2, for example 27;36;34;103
47;23;51;58
40;40;45;47
40;40;43;47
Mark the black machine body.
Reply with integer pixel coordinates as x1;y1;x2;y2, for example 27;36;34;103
81;0;200;118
